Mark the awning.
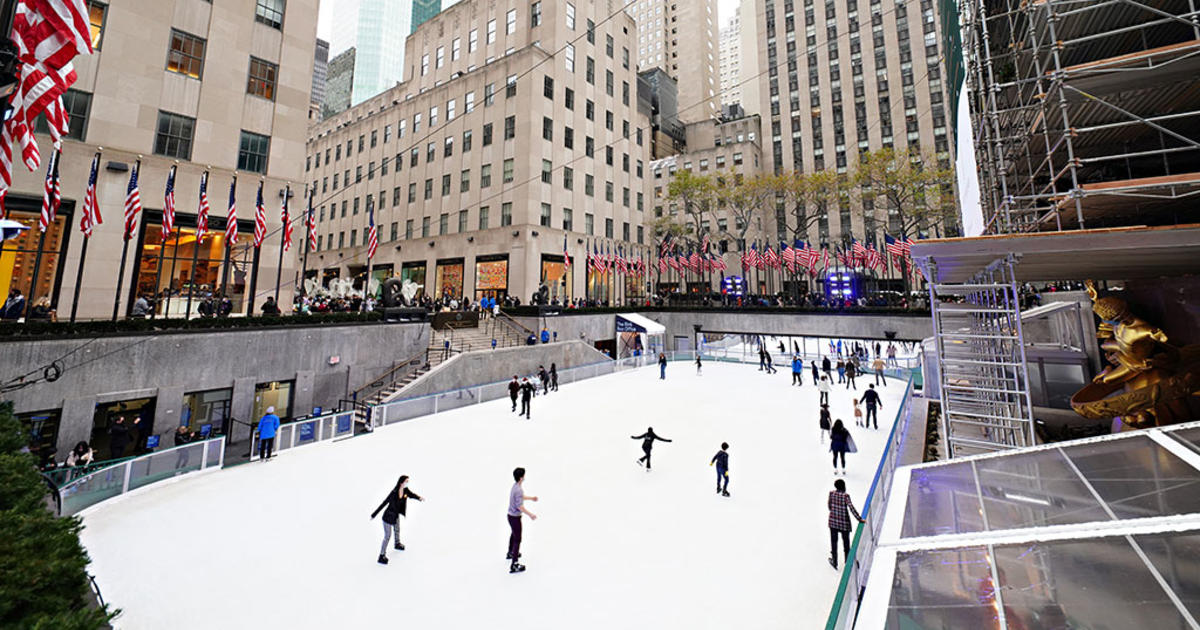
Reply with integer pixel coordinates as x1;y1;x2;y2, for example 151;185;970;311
616;313;665;335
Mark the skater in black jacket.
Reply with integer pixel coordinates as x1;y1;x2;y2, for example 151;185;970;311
710;442;730;496
549;363;559;391
632;427;672;470
519;378;535;418
538;365;549;394
508;376;520;412
370;475;425;564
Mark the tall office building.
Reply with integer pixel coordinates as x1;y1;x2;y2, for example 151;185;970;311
718;13;742;107
324;47;356;118
627;0;720;124
411;0;443;34
329;0;413;106
751;0;956;246
0;0;317;319
306;0;653;305
311;38;330;121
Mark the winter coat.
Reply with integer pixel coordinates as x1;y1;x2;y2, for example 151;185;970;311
257;414;281;440
830;426;851;453
372;487;422;524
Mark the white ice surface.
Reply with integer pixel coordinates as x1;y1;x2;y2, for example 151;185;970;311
80;362;906;630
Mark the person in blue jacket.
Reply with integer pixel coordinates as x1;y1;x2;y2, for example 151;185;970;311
791;355;804;386
257;406;281;461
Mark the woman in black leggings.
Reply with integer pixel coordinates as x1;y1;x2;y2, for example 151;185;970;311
829;419;851;474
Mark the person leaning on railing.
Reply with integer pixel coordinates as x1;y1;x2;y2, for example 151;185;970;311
828;478;866;570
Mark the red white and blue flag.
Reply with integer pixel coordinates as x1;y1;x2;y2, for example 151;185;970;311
281;185;292;252
225;177;238;245
366;200;378;259
195;171;209;241
306;187;317;251
38;149;60;232
253;180;267;248
123;161;142;241
562;236;571;269
163;165;177;235
79;151;99;237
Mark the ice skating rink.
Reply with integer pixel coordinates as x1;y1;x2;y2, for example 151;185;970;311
80;361;907;630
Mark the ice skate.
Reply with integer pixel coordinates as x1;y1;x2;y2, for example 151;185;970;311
395;542;405;551
721;490;730;497
509;563;526;574
377;554;389;565
828;556;837;569
506;552;521;560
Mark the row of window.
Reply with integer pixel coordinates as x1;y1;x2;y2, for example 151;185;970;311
153;110;271;174
167;29;280;102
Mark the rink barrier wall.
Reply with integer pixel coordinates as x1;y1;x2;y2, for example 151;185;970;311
57;437;225;516
825;381;917;630
249;411;358;458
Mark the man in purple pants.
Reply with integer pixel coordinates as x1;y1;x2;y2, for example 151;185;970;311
507;467;538;573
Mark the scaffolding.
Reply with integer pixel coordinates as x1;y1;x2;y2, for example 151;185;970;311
927;255;1036;457
960;0;1200;233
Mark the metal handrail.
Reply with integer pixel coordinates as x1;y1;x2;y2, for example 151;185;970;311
350;348;429;402
495;310;533;336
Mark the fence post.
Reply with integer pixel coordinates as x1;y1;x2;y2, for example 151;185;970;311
218;438;225;468
433;396;439;414
121;461;132;494
201;441;209;470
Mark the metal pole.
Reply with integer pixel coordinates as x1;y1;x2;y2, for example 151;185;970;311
274;185;289;305
68;236;88;323
220;176;236;301
111;236;131;321
247;245;261;316
23;229;47;320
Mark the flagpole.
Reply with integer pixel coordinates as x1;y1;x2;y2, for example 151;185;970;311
185;170;208;320
69;150;102;323
24;150;58;320
301;185;312;298
220;175;236;300
248;245;261;316
112;158;141;321
152;163;178;319
274;184;289;305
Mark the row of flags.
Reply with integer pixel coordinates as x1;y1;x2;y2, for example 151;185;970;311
737;237;916;276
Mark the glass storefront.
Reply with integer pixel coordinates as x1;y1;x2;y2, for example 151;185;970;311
474;254;508;300
369;264;394;299
0;204;71;315
182;387;232;432
91;397;157;461
587;268;612;304
625;274;644;299
134;212;255;318
540;255;571;303
435;258;464;301
400;262;427;299
253;380;293;422
17;408;62;468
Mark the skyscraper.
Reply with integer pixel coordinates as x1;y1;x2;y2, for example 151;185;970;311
311;39;330;120
718;13;741;107
329;0;413;106
411;0;442;34
627;0;720;124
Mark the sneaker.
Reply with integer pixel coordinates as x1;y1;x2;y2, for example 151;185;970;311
378;554;389;565
509;563;526;574
395;542;405;551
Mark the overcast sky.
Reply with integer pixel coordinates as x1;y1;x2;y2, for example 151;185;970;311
317;0;742;41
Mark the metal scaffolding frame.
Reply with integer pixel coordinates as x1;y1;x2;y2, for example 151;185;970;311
960;0;1200;233
926;255;1035;457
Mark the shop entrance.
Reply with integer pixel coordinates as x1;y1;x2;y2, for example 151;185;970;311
91;397;157;462
17;408;62;469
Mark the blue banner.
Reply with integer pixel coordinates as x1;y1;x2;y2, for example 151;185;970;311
298;422;316;442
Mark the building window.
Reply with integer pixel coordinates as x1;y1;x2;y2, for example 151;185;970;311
255;0;285;29
504;115;516;139
458;210;468;233
36;89;90;141
542;116;553;141
154;111;195;159
88;1;106;50
541;159;552;184
501;202;512;226
487;19;496;44
422;217;431;237
565;3;575;30
585;213;593;235
461;169;470;192
481;164;492;187
562;208;572;231
540;203;551;227
565;43;575;72
506;9;517;34
167;29;205;79
479;206;489;229
503;158;514;182
439;213;449;235
405;220;414;239
531;1;541;27
237;131;270;174
247;57;277;100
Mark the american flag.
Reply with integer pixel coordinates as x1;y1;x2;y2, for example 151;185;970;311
225;177;238;245
79;151;99;237
366;201;378;259
748;242;761;269
123;161;142;241
802;242;821;271
851;239;869;266
689;248;702;272
763;245;780;269
253;180;267;248
281;185;292;252
865;245;884;271
163;165;176;235
0;0;92;201
616;248;628;275
885;233;906;259
38;149;60;232
820;247;831;276
562;236;571;269
657;254;668;274
780;241;795;271
195;171;209;241
306;187;317;251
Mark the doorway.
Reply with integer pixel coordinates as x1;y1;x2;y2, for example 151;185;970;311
91;397;157;461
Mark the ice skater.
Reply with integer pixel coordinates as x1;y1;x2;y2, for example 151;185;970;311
871;356;887;386
860;384;882;430
853;399;864;428
822;356;832;381
257;406;280;461
695;354;702;375
836;358;846;384
371;474;425;564
632;426;672;470
758;346;767;371
508;375;520;412
520;378;535;418
817;375;831;406
538;365;550;394
791;354;804;386
845;361;858;390
659;352;667;379
819;403;832;444
710;442;730;496
764;351;777;374
506;467;538;573
886;343;898;367
811;359;819;384
830;419;854;474
827;478;865;569
550;363;559;391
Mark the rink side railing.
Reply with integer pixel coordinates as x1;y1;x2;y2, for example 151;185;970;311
57;437;225;516
825;381;917;630
248;411;358;458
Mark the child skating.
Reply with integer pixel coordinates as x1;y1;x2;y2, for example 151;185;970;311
853;400;864;427
370;475;425;565
710;442;730;496
632;427;672;471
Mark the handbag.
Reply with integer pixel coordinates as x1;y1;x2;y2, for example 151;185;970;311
846;434;858;454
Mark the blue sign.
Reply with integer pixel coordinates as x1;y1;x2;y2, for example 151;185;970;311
336;414;352;434
145;435;160;449
312;406;322;416
298;422;316;443
722;276;746;297
616;317;645;333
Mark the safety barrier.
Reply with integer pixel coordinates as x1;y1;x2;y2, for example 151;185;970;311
250;410;356;458
57;437;225;516
824;381;916;629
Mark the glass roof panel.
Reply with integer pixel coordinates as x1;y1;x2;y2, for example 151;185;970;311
975;447;1110;531
1167;426;1200;457
887;546;1002;630
1134;531;1200;623
1064;436;1200;520
993;537;1189;630
902;462;984;538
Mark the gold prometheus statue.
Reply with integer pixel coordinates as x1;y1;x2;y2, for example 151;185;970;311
1070;280;1200;429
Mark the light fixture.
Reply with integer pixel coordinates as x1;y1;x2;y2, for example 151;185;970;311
512;230;520;237
394;245;402;251
531;230;539;237
467;236;474;242
429;241;435;247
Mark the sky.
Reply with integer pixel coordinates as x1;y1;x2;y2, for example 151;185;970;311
317;0;742;41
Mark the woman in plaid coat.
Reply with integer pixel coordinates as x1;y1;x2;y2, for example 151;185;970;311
828;479;865;569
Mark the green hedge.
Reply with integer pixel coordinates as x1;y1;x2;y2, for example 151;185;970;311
0;311;384;340
501;305;930;317
0;402;115;629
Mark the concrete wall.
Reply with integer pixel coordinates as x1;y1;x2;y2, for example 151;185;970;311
2;323;428;453
516;311;934;351
393;340;611;400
